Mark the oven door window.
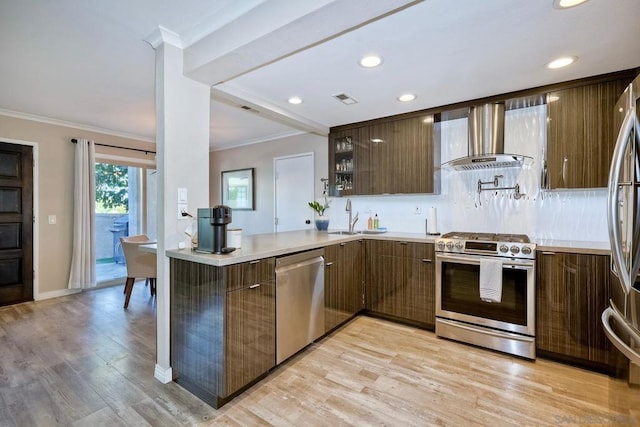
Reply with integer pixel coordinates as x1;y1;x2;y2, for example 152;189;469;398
441;262;528;326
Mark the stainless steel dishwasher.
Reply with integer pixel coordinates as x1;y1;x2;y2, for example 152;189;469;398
275;248;325;364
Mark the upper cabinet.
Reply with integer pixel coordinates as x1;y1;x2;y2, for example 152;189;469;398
329;114;439;196
545;78;632;190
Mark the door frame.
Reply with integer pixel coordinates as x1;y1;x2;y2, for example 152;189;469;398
0;137;39;300
273;152;315;233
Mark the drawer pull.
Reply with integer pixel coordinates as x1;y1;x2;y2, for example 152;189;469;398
541;251;556;255
249;260;260;264
249;284;261;289
422;258;432;263
340;243;346;246
399;242;409;245
325;262;334;267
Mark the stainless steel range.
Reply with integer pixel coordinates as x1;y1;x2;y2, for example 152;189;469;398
435;232;536;359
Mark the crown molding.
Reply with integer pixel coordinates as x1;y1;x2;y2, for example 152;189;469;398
0;108;155;143
145;25;183;49
210;130;306;152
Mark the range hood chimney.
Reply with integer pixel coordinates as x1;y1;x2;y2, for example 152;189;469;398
446;102;532;171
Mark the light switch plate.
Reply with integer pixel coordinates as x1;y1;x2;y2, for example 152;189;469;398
177;188;188;203
48;215;56;225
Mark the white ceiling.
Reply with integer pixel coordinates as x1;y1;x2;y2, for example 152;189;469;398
1;0;639;151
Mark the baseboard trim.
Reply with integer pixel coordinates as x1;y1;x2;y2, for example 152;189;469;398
35;288;81;301
154;364;173;384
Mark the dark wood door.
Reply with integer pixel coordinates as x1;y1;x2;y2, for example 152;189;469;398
324;241;363;332
225;281;275;397
546;78;630;189
0;142;33;306
536;252;612;370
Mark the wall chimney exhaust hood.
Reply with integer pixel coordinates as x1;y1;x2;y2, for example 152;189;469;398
446;102;532;171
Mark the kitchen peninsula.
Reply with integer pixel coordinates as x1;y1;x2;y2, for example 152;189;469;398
167;229;612;408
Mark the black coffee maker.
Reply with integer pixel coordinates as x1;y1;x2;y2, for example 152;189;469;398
196;206;236;254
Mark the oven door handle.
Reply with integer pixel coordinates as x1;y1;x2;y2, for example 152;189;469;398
437;318;534;342
436;254;534;268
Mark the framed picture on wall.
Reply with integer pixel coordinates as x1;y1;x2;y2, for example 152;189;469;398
221;168;255;210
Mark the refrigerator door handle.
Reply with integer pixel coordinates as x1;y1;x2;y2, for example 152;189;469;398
608;109;640;295
602;306;640;365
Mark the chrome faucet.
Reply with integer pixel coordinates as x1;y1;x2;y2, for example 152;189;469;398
345;199;359;234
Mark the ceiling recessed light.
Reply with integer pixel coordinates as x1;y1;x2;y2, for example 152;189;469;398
288;96;303;105
546;56;577;69
553;0;589;9
398;93;416;102
359;55;383;68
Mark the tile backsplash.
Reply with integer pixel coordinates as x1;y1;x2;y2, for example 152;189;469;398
327;104;609;243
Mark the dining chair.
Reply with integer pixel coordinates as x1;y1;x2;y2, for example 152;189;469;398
120;234;157;309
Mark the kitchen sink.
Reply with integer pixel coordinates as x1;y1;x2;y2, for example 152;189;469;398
327;230;361;235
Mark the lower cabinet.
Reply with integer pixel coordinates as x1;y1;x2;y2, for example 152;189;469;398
324;240;364;332
225;281;275;396
170;257;275;408
536;251;613;371
365;240;435;328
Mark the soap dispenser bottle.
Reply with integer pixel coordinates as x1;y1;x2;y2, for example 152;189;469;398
367;216;373;230
373;214;379;230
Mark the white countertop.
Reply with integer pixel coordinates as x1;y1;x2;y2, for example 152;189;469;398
165;229;440;267
164;229;611;266
533;239;610;255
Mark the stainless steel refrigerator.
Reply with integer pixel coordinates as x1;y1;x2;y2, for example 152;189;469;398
604;73;640;384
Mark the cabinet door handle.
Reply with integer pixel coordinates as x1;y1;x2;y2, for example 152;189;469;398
340;243;346;246
399;242;408;245
422;259;432;263
325;262;334;267
249;284;261;289
249;260;260;264
541;251;556;255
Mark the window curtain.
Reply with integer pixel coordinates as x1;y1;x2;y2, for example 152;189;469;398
68;139;96;289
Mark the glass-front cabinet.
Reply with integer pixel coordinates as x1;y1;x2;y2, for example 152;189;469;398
328;114;438;196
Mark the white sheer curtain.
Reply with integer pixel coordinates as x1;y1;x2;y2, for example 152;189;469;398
68;138;96;289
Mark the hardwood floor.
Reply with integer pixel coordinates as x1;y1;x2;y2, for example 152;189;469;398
0;285;638;426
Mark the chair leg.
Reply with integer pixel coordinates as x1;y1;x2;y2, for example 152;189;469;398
124;277;135;309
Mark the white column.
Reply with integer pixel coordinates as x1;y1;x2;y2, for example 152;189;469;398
149;28;210;383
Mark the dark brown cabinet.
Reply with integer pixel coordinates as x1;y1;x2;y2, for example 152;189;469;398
546;78;631;189
225;278;275;396
536;251;613;371
324;240;364;332
365;240;435;328
170;257;275;408
329;114;438;196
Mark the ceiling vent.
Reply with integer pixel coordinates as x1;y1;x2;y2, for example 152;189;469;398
333;93;358;105
240;105;259;113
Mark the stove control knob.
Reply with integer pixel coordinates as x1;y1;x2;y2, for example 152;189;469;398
499;245;509;253
437;241;445;250
510;245;520;254
521;246;532;255
446;241;454;249
455;242;464;249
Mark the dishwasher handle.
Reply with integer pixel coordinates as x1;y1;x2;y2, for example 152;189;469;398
275;256;324;275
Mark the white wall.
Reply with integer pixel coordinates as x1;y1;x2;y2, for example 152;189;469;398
209;133;328;235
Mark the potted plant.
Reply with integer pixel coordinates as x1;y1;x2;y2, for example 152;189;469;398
308;195;331;231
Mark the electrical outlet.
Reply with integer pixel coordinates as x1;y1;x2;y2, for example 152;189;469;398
414;205;421;215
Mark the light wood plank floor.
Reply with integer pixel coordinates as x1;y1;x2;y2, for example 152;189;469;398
0;284;638;426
